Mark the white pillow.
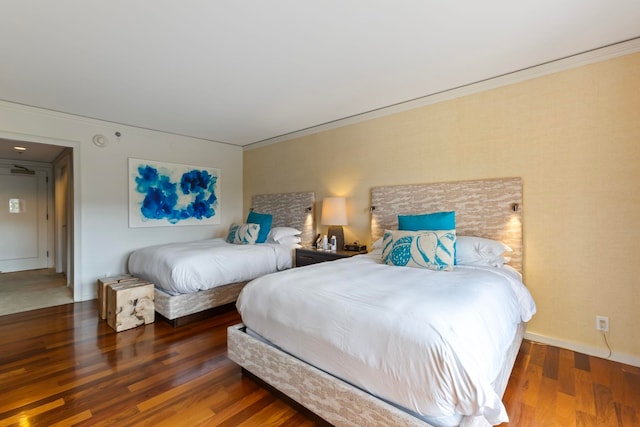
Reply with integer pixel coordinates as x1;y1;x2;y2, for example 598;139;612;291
274;235;302;246
372;237;383;249
456;236;512;267
226;223;260;245
267;227;302;243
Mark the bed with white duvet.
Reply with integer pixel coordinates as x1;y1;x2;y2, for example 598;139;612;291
127;191;316;326
128;238;294;295
228;178;534;426
236;253;535;426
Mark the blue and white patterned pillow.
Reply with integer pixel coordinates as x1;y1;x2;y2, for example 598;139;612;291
382;229;456;271
226;223;261;245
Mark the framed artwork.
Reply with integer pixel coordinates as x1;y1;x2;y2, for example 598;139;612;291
129;158;220;228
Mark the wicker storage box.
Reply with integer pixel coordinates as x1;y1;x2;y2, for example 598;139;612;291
106;281;154;332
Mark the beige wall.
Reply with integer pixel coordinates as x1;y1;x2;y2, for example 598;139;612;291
244;53;640;363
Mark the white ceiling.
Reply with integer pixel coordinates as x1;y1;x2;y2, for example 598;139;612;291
1;1;639;149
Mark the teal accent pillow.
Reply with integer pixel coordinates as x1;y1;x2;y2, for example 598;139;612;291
382;229;456;271
246;211;272;243
398;211;456;263
227;223;260;244
397;211;455;231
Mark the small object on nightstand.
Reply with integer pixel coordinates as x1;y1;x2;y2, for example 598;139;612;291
295;247;368;267
344;242;367;251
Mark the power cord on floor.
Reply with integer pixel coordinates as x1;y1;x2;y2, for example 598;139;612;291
601;331;612;358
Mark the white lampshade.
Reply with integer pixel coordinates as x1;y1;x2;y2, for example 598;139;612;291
320;197;348;226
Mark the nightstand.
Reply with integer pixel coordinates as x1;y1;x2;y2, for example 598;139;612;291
295;247;368;267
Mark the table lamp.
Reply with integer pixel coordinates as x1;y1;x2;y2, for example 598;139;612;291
320;197;347;250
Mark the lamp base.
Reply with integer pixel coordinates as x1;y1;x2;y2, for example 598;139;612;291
327;226;345;251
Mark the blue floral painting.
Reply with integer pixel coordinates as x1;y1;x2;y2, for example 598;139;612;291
129;158;220;227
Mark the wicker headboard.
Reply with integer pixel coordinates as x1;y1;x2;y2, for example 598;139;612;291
371;178;523;273
251;191;316;247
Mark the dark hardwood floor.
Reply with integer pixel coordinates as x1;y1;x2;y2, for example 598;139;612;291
499;339;640;426
0;301;638;426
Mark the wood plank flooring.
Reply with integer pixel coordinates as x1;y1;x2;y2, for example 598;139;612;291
0;301;638;426
499;340;640;426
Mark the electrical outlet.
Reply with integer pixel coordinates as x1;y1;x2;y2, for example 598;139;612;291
596;315;609;332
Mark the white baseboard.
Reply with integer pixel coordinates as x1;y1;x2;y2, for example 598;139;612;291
525;331;640;368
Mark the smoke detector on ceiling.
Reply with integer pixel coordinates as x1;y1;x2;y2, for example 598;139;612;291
93;134;109;147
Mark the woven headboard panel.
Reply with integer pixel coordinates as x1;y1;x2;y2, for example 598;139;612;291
371;178;523;273
251;191;316;247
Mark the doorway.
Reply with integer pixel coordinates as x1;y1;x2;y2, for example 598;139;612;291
0;164;49;272
0;137;75;312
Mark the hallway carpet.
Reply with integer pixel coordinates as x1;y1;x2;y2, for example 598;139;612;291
0;268;72;316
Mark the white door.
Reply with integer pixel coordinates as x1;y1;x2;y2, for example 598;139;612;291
0;167;49;272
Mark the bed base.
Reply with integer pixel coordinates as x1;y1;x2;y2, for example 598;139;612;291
155;301;236;327
154;281;246;327
227;322;526;427
240;367;333;427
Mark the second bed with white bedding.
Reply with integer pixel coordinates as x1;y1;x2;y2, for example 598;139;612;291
236;254;536;426
128;238;294;295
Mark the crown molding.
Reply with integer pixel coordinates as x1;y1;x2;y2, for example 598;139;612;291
245;37;640;151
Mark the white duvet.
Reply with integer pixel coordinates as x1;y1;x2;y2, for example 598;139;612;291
128;238;294;295
237;254;536;426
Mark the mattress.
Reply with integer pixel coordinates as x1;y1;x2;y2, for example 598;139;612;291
236;254;536;426
128;238;294;294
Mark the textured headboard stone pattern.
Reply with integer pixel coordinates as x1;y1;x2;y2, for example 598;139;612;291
371;178;523;273
251;191;316;247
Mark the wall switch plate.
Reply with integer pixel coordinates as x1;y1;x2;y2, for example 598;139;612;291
596;315;609;332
